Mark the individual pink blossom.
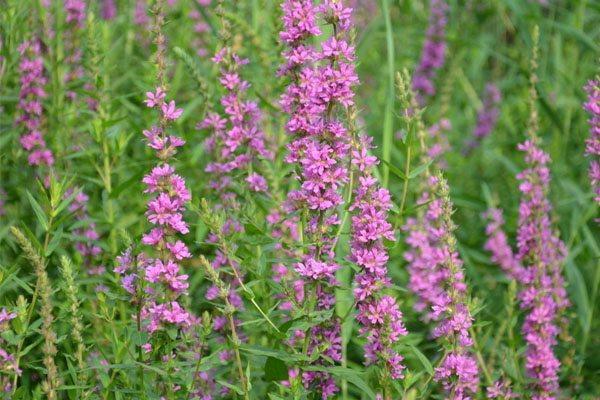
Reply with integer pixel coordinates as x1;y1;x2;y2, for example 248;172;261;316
245;173;268;192
161;100;183;120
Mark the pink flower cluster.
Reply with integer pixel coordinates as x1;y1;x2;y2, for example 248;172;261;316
412;0;449;104
134;0;149;26
279;0;358;396
200;48;272;203
101;0;117;20
467;83;501;151
116;88;191;335
65;0;86;28
17;40;54;168
67;188;105;275
63;0;86;100
484;208;524;281
428;117;451;168
515;138;568;398
583;79;599;207
350;135;408;380
403;174;479;399
0;308;20;391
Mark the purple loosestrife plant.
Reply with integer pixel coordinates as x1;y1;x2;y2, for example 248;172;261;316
63;0;86;101
514;136;568;398
485;34;569;397
401;73;479;398
0;308;19;393
404;174;480;399
101;0;117;20
583;79;599;208
116;0;192;339
350;134;409;387
67;188;105;276
134;0;150;26
17;39;54;169
484;208;525;281
135;87;192;335
199;46;272;370
412;0;449;105
189;1;211;57
279;0;358;396
200;48;272;204
515;35;568;398
466;83;502;152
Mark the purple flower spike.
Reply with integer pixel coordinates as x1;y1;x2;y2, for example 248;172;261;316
515;137;568;398
351;136;408;380
279;0;359;396
412;0;449;105
200;48;272;204
583;79;599;208
116;87;192;334
17;40;54;170
403;173;479;398
465;83;501;152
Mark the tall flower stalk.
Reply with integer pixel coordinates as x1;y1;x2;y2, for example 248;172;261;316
63;0;87;102
484;28;568;399
67;188;105;276
116;0;192;339
412;0;449;105
17;39;54;171
350;135;408;395
400;71;479;399
279;0;358;396
466;83;501;152
11;227;60;400
583;78;599;208
200;48;272;204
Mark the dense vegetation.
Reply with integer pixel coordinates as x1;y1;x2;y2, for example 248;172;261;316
0;0;598;399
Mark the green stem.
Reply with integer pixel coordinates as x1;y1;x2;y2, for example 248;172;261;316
381;0;395;188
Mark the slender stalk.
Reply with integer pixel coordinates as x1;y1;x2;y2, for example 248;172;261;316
381;0;395;188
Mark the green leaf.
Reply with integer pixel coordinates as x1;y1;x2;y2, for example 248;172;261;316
407;160;433;179
263;356;288;381
408;344;433;376
26;190;49;231
239;345;307;362
45;227;63;257
216;380;244;396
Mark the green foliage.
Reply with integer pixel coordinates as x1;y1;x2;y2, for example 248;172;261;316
0;0;598;399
